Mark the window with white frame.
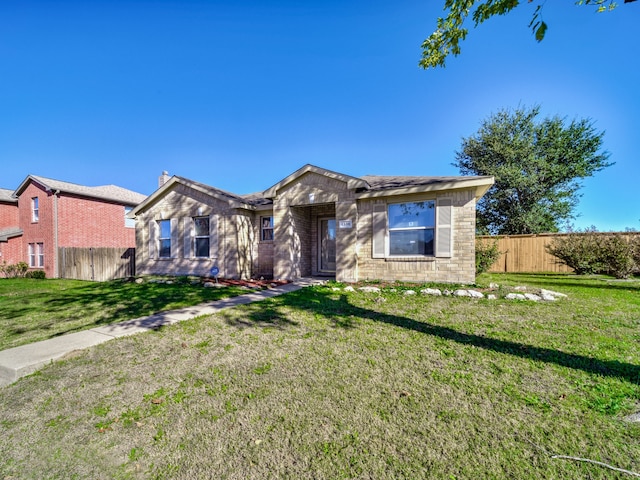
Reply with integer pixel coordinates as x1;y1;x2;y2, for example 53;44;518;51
261;216;274;241
32;197;39;223
194;216;210;257
124;206;135;228
28;243;44;267
388;201;435;256
158;220;171;258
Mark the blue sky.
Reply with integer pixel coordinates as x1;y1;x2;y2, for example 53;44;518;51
1;0;638;231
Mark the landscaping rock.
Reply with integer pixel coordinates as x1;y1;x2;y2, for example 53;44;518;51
454;289;484;298
623;412;640;423
203;281;215;288
514;286;527;291
134;278;144;284
344;286;355;292
540;288;567;298
487;294;497;300
540;293;558;301
489;283;499;289
505;293;526;300
359;286;381;293
524;293;541;302
420;288;442;296
332;287;342;291
403;290;416;296
454;289;471;297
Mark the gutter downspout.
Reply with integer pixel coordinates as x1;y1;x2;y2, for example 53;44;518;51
53;189;60;278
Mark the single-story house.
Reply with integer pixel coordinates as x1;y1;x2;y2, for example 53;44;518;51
128;165;494;284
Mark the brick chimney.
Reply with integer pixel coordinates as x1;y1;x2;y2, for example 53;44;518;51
158;170;170;188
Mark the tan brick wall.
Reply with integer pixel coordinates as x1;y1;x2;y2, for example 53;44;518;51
273;172;353;280
135;174;479;284
356;188;477;284
135;183;255;279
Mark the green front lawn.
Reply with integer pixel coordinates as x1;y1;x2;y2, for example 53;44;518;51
0;278;247;351
0;273;638;479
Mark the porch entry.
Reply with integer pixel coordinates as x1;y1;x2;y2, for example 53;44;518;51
318;218;336;273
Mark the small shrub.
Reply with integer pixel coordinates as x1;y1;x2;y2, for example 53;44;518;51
25;270;46;279
546;229;606;275
475;239;501;274
547;229;639;278
600;234;636;279
0;261;29;278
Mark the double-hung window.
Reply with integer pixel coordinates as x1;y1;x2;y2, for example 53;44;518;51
158;220;171;258
261;216;274;241
28;243;44;267
388;201;435;256
194;216;210;257
32;197;39;222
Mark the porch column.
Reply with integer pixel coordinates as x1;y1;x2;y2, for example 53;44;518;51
335;200;358;283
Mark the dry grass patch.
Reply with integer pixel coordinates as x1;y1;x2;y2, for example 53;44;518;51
0;274;638;479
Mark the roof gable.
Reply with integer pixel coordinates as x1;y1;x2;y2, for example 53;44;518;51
13;175;147;205
263;164;369;198
128;175;258;217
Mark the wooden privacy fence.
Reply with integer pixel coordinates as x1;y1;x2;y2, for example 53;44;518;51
58;247;135;281
477;232;640;273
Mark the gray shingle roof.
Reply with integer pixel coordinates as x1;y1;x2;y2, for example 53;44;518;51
0;227;22;241
360;175;490;191
27;175;147;205
0;188;17;203
173;176;257;206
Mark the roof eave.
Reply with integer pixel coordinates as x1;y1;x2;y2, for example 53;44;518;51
356;177;495;200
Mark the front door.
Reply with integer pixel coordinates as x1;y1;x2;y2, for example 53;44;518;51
319;218;336;273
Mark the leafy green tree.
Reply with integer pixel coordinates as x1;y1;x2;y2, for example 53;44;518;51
421;0;637;69
454;105;612;235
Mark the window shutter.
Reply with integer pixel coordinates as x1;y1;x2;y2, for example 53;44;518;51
209;215;219;259
148;220;157;259
372;203;386;258
183;217;193;258
170;218;179;258
436;198;453;258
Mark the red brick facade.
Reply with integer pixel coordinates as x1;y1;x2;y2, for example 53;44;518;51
0;178;141;278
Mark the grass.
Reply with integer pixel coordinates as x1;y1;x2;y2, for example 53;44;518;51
0;273;638;479
0;277;248;351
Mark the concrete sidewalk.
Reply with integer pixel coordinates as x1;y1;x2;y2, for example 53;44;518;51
0;278;325;387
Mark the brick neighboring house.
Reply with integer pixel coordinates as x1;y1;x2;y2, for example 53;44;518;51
130;165;494;284
0;175;147;278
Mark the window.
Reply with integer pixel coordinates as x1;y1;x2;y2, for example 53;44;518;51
388;201;435;256
32;197;39;222
124;206;135;228
194;216;210;257
158;220;171;258
28;243;44;267
261;216;274;241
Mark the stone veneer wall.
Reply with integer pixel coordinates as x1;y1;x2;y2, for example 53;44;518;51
356;188;477;284
135;183;254;279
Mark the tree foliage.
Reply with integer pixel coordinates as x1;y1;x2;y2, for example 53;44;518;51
420;0;637;69
454;105;612;235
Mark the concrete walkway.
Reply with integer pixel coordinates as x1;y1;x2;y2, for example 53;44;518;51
0;278;325;387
